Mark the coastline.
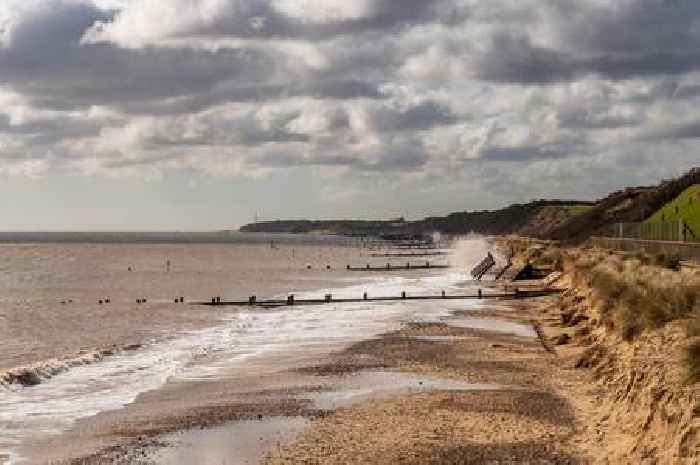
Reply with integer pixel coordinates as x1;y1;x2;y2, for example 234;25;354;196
53;291;595;465
10;238;697;465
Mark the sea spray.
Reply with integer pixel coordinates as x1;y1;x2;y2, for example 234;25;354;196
449;235;502;273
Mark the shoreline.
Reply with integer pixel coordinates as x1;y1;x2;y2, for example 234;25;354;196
53;291;595;465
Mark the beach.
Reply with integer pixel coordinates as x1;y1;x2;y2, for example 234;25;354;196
1;234;483;464
52;292;594;465
4;235;696;464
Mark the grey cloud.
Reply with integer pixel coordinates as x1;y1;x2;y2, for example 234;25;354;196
475;33;577;84
0;113;120;145
249;138;428;172
372;101;459;132
556;108;641;130
646;121;700;140
138;111;311;150
477;142;582;162
361;141;429;171
119;80;384;116
475;1;700;83
119;0;451;41
475;33;700;84
0;2;274;110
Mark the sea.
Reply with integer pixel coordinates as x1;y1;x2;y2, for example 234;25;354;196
0;232;492;464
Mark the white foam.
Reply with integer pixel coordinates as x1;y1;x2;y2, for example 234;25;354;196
0;271;477;463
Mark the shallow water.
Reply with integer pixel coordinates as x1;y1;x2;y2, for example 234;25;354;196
150;371;498;465
152;418;311;465
309;371;498;410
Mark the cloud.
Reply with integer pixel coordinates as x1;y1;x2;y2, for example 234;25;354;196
82;0;449;46
0;0;699;227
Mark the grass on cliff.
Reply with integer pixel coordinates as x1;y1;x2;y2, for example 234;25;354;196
584;258;697;339
521;243;700;383
645;184;700;239
577;251;700;382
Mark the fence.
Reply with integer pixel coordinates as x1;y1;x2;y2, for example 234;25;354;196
591;236;700;262
604;221;697;242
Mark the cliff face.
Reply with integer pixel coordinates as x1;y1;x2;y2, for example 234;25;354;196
511;240;700;464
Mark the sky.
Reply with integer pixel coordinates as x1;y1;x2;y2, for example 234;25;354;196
0;0;699;230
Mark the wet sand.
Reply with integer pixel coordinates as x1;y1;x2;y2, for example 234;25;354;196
265;301;588;465
55;295;592;465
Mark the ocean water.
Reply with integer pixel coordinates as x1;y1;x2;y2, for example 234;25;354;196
0;234;490;464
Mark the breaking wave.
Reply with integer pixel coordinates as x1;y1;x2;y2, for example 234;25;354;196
0;344;142;388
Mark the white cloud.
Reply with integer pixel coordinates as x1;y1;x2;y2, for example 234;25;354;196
0;0;698;226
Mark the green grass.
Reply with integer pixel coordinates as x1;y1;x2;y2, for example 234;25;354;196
645;184;700;240
562;204;594;216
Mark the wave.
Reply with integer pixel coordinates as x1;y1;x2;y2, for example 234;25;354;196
0;344;142;388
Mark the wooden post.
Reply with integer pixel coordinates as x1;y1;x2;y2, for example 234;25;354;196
325;294;332;303
367;264;370;269
401;291;406;299
363;292;368;300
426;261;430;269
478;288;482;299
249;296;257;305
406;262;410;269
441;290;446;298
387;263;391;270
287;295;295;306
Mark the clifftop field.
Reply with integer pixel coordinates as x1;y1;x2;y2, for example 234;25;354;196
646;184;700;239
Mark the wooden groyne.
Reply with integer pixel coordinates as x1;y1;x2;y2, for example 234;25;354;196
346;263;449;271
192;288;563;308
370;252;448;257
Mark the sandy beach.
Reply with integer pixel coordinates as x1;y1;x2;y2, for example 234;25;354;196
43;288;597;465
